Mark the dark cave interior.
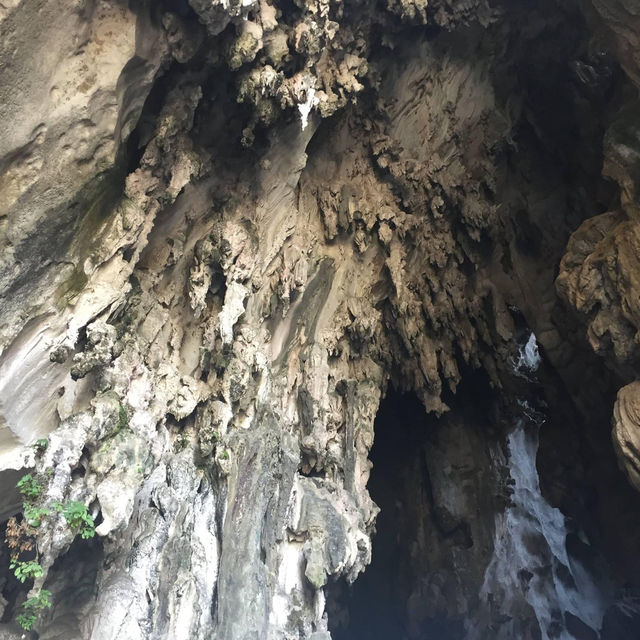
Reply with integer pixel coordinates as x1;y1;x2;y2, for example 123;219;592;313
327;361;640;640
329;391;426;640
328;387;493;640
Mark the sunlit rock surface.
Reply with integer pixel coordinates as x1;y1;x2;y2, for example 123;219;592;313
0;0;640;638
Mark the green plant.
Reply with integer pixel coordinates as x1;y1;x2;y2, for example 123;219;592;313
16;589;52;631
9;499;95;631
50;501;63;513
23;505;50;528
10;559;43;583
16;475;42;501
10;483;97;630
219;450;229;460
63;501;95;539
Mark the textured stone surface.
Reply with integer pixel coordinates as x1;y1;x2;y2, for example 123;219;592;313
613;381;640;491
0;0;639;638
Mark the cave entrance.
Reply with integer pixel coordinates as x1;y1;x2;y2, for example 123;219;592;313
329;390;464;640
328;375;497;640
330;391;424;640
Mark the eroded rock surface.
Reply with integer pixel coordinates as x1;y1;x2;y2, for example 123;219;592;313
0;0;640;639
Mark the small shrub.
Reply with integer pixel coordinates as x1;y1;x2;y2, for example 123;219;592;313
63;501;95;539
10;559;43;583
10;477;99;630
16;589;52;631
17;475;42;501
10;479;98;631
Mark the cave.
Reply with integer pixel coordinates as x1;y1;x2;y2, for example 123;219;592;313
330;350;640;640
329;391;432;640
3;0;640;638
330;374;499;640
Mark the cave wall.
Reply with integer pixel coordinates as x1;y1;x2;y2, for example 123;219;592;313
0;0;639;638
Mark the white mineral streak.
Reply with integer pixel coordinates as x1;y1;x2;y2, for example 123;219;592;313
298;87;318;131
513;331;542;376
270;541;306;629
0;322;65;467
478;332;608;638
479;418;608;638
218;282;249;344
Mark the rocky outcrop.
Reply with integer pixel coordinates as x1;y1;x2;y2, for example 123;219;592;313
0;0;640;639
612;381;640;491
0;0;169;468
587;0;640;86
556;108;640;374
554;0;640;494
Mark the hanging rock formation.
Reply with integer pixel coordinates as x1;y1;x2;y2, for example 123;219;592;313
1;0;640;638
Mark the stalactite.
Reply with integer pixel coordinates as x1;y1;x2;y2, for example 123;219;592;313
1;0;640;638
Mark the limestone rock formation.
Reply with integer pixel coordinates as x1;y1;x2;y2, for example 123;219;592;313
554;0;640;492
0;0;639;639
612;381;640;492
